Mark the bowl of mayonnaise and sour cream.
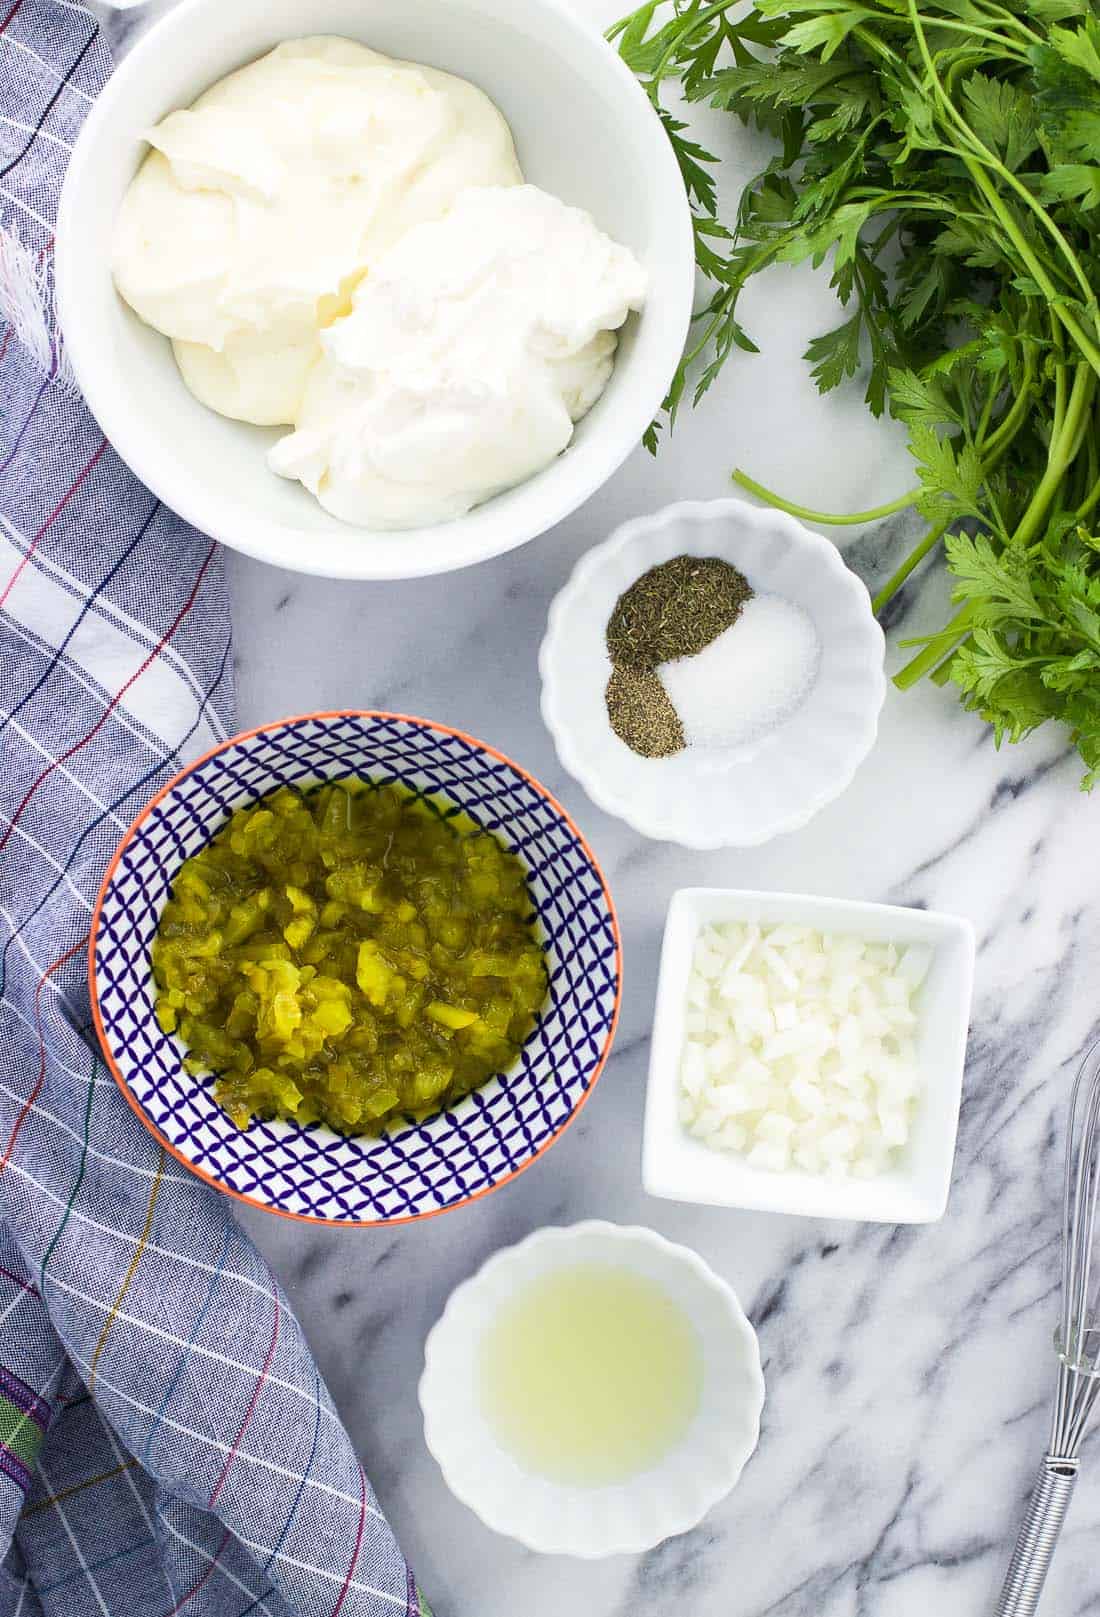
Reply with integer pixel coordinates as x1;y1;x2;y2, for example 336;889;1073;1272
56;0;694;580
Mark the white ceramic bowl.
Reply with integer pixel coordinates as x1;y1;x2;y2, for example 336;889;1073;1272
539;498;886;847
419;1221;764;1556
644;889;975;1224
55;0;694;580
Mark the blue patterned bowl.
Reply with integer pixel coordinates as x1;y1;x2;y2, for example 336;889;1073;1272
89;712;621;1226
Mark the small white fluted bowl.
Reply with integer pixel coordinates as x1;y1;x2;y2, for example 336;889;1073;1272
419;1221;764;1557
539;499;886;847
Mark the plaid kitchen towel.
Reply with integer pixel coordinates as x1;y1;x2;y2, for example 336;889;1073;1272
0;4;434;1614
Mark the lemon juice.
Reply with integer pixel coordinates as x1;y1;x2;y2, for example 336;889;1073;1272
479;1262;703;1486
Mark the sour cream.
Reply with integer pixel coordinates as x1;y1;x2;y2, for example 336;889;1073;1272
113;37;521;425
268;186;647;529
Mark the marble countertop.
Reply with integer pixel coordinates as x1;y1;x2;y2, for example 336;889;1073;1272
94;3;1100;1612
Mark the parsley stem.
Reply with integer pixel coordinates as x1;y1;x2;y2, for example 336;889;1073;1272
872;519;951;613
894;602;977;689
895;365;1095;688
1077;470;1100;525
682;238;784;373
974;375;1001;444
907;0;1100;337
1013;364;1094;549
739;340;1031;573
731;470;919;524
908;12;1027;56
973;1;1043;48
964;156;1100;376
972;155;1099;331
930;646;961;686
1053;360;1068;443
981;351;1036;457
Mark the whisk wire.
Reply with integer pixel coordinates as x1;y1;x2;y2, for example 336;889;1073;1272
1062;1061;1100;1378
996;1036;1100;1617
1054;1054;1100;1457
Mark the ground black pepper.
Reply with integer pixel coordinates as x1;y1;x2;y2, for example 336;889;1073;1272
605;667;685;758
605;555;753;671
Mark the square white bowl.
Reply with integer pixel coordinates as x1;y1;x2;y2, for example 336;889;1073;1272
643;889;975;1224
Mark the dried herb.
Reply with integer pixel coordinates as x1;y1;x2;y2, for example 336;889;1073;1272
606;555;752;670
606;667;685;758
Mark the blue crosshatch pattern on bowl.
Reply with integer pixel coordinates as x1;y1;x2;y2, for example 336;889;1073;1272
93;714;620;1224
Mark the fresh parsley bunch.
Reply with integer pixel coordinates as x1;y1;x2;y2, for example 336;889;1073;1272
611;0;1100;785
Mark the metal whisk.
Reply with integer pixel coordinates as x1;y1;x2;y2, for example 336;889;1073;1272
996;1037;1100;1615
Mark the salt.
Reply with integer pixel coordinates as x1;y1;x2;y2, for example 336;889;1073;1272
657;593;819;750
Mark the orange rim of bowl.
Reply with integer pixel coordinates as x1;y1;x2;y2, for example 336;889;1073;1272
88;709;623;1228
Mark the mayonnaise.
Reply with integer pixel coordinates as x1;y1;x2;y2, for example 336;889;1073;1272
112;37;521;425
267;186;647;529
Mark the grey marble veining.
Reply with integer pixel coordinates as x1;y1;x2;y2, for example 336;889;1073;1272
92;2;1100;1612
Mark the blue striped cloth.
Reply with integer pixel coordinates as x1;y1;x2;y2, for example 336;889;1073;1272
0;4;433;1614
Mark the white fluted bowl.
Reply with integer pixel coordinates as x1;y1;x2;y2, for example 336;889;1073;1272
419;1221;764;1557
539;499;886;847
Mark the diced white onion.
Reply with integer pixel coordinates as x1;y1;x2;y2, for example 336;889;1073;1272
677;920;927;1181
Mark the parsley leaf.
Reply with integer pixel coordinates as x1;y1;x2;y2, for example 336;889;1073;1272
961;73;1040;170
804;313;863;390
1034;162;1100;206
